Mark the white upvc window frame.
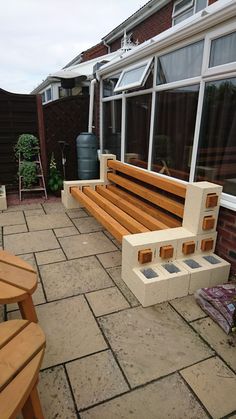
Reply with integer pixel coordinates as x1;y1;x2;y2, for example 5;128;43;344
172;0;209;26
114;59;152;93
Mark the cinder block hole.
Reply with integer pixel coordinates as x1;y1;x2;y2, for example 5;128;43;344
183;259;201;269
141;268;158;279
162;263;180;274
203;255;220;265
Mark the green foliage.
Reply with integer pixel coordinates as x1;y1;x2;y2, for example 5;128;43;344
19;161;38;189
48;154;63;193
15;134;40;160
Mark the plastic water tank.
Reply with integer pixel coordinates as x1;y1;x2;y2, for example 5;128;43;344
76;132;99;180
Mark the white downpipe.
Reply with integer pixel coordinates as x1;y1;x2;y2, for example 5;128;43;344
88;78;97;133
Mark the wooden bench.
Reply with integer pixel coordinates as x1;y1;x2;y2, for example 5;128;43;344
0;250;38;323
70;157;186;243
0;319;45;418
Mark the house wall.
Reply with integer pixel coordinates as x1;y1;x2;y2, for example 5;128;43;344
217;208;236;275
82;42;108;62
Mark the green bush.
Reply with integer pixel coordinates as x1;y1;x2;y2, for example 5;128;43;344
19;161;38;189
48;154;63;193
15;134;39;160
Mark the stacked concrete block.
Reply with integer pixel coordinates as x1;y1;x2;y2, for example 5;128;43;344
122;182;230;307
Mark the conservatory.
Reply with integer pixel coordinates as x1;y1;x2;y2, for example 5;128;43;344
98;0;236;211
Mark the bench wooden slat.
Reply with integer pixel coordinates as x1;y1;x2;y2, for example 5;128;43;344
0;261;37;293
107;185;182;228
71;187;130;242
0;281;27;304
83;186;149;234
0;250;36;273
107;159;186;198
107;172;184;218
0;320;29;349
96;185;169;231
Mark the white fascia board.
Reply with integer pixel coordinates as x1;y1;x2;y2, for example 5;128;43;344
31;77;59;94
98;0;236;79
102;0;170;44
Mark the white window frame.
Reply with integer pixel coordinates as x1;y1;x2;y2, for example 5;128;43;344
114;59;152;93
172;0;209;26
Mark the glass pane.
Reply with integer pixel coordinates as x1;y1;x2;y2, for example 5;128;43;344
103;73;121;97
195;78;236;196
174;0;192;14
46;88;52;101
157;41;203;84
209;31;236;68
152;85;200;181
173;8;193;25
125;94;152;168
195;0;207;13
103;100;122;160
118;64;147;88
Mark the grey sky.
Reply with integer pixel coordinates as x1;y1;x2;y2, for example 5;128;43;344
0;0;147;94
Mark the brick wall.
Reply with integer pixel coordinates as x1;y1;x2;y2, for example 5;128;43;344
216;207;236;275
208;0;218;5
82;42;108;62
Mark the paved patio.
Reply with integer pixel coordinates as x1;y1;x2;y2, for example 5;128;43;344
0;200;236;419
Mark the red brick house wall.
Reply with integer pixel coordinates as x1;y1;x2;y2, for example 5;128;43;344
216;208;236;275
82;43;108;62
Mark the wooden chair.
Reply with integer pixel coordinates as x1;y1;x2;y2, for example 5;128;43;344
0;250;38;322
0;319;46;418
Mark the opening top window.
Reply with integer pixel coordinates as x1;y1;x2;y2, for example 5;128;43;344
172;0;208;26
114;59;152;93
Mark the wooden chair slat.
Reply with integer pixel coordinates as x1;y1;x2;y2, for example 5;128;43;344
0;261;37;292
0;281;27;304
0;349;44;419
107;185;181;228
107;172;184;218
84;186;149;234
0;322;45;391
107;159;187;198
96;185;169;231
0;250;36;273
0;319;29;349
71;187;130;242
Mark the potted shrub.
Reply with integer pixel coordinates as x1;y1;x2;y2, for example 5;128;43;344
48;153;63;195
19;161;38;189
15;134;39;161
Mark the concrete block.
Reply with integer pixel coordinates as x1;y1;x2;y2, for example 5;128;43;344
176;235;197;259
61;190;81;209
194;254;230;287
195;232;217;255
99;154;116;183
159;261;189;300
178;258;211;294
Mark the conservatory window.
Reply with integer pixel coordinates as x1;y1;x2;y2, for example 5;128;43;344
209;31;236;68
195;78;236;196
156;41;204;84
152;85;200;181
103;100;122;160
172;0;207;26
103;73;121;97
114;59;152;93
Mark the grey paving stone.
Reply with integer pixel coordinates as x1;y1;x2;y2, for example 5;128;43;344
18;253;38;275
73;217;103;233
26;213;73;231
24;209;45;216
4;203;42;212
42;202;66;214
36;296;107;368
59;232;117;259
80;373;208;419
39;366;77;419
35;249;66;265
7;282;46;311
54;226;79;238
4;230;60;254
66;350;129;410
99;303;213;388
97;251;122;268
192;317;236;372
107;267;140;307
169;295;206;322
3;224;28;235
0;211;25;226
0;305;4;323
181;357;236;419
86;287;130;316
66;208;88;219
40;256;113;301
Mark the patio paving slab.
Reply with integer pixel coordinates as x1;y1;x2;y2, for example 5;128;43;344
80;373;208;419
0;211;25;226
7;282;46;312
35;248;66;265
19;253;38;274
42;202;66;213
59;232;117;259
66;208;88;219
73;217;104;233
4;230;60;254
0;305;4;323
97;250;122;268
180;356;236;418
4;203;42;212
86;287;130;316
54;226;79;237
99;303;213;388
39;365;77;418
3;223;28;235
26;213;73;231
40;256;113;301
24;208;45;216
107;267;140;307
192;317;236;371
169;295;207;322
36;295;107;369
66;350;129;410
